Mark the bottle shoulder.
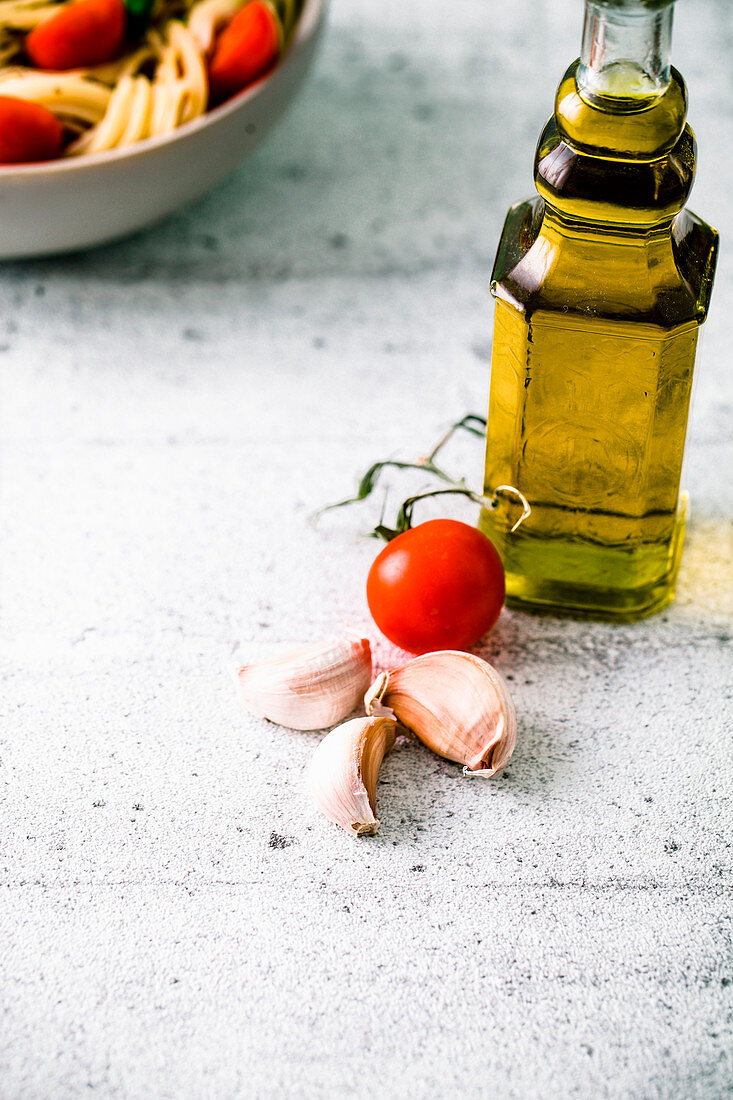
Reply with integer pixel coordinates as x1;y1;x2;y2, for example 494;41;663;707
490;195;545;292
491;197;718;328
672;208;719;321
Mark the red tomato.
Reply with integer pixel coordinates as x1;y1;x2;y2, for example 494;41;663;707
208;0;280;105
0;96;64;163
366;519;505;654
26;0;126;71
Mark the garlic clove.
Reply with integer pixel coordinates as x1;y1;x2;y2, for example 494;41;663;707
234;636;371;731
308;716;397;836
365;650;516;776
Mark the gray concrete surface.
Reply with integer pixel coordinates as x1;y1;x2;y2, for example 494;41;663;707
1;1;732;1097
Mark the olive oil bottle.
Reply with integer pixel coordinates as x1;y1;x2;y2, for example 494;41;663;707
481;0;718;619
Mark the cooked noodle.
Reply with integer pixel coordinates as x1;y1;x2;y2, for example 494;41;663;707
0;0;300;156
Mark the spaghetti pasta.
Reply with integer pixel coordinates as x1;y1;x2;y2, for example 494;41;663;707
0;0;300;159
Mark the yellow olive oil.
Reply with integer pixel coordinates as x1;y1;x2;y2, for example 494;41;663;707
481;0;718;620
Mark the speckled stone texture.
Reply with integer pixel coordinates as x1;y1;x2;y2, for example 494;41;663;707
1;1;732;1097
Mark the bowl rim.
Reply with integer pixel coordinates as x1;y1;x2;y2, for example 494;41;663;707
0;0;325;179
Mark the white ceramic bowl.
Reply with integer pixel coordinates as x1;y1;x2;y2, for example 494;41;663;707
0;0;326;258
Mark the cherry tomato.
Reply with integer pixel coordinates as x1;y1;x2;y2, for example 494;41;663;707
26;0;126;71
0;96;64;163
366;519;505;654
208;0;281;105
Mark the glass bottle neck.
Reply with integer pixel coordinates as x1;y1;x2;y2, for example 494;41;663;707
577;0;674;109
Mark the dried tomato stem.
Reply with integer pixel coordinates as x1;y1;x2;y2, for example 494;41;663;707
423;413;486;465
377;487;491;542
311;414;487;528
